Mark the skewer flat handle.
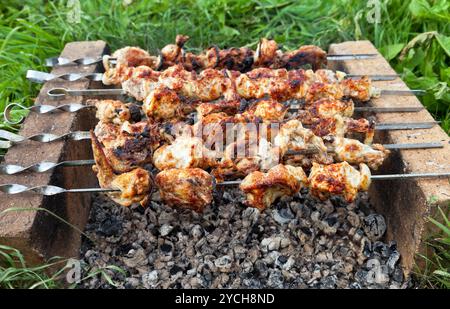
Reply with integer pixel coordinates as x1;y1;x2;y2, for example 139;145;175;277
353;106;424;113
375;121;439;130
27;70;103;83
45;56;103;67
380;89;426;96
47;88;125;98
326;53;378;60
0;184;119;195
371;172;450;180
0;130;90;149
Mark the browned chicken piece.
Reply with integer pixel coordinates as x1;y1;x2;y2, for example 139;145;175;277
103;46;160;85
274;119;328;159
121;66;162;100
313;69;347;84
307;115;376;144
91;131;151;207
308;162;371;202
235;68;291;100
331;137;390;170
216;47;255;72
305;82;345;103
153;136;218;171
243;99;288;122
160;34;190;69
192;112;230;144
340;76;375;101
93;120;155;173
184;46;219;71
143;85;197;121
90;99;142;124
275;45;328;71
305;98;354;120
212;138;281;181
254;38;280;67
155;168;214;212
196;100;241;119
239;164;308;210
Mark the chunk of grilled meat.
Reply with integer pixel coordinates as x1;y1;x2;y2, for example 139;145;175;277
121;66;162;101
93;120;156;173
143;85;188;121
275;45;328;71
306;115;376;144
160;34;190;69
196;100;242;119
102;47;160;85
242;99;288;122
91;131;151;207
212;138;281;181
274;119;328;158
331;137;390;170
253;38;280;67
308;162;371;202
300;98;354;120
114;63;376;106
239;164;308;210
91;99;142;124
155;168;214;212
153;136;218;171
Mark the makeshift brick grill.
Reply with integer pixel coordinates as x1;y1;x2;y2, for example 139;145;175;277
0;38;448;282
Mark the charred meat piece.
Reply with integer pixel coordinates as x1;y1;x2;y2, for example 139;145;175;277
143;85;187;121
212;138;281;181
93;120;155;173
243;99;288;122
308;162;371;202
305;98;354;120
91;99;142;124
155;168;214;212
274;119;328;157
160;34;190;69
91;131;151;207
239;164;308;210
332;137;390;170
103;46;160;85
276;45;327;71
254;38;280;67
306;115;375;144
153;136;217;171
121;66;162;101
196;100;241;119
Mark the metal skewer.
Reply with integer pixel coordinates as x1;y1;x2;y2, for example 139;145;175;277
0;159;95;175
0;184;119;195
1;171;449;195
27;69;399;83
44;53;379;68
217;172;450;186
0;130;90;149
4;102;424;126
46;86;425;99
47;87;125;98
0;120;440;149
0;142;443;175
26;70;103;83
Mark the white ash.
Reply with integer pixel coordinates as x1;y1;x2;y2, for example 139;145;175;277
79;189;409;289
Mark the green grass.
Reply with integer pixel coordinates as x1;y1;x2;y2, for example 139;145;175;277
413;206;450;289
0;0;449;131
0;244;126;288
0;0;448;288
